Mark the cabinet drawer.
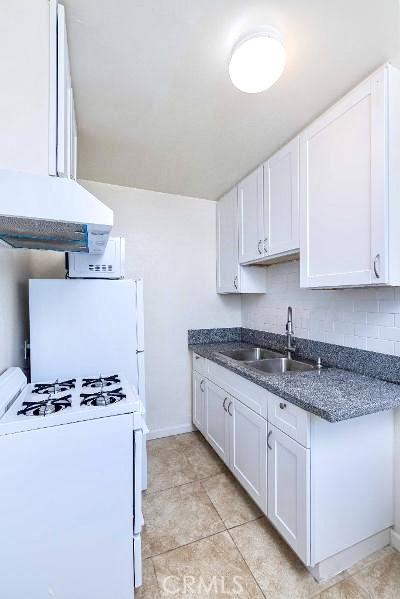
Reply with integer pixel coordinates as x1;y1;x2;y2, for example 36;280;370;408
192;353;209;377
268;394;310;448
209;361;268;418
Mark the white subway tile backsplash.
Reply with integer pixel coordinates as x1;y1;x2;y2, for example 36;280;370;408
379;327;400;342
379;300;400;314
367;312;395;327
241;261;400;357
354;324;380;338
366;338;395;354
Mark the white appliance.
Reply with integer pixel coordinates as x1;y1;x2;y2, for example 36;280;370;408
28;278;147;594
67;236;126;279
0;367;146;599
29;279;145;399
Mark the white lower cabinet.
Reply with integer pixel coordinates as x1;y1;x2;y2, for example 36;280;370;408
192;371;206;434
267;423;310;564
192;356;393;577
204;380;230;465
230;398;267;512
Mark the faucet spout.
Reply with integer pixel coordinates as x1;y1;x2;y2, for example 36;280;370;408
285;306;295;359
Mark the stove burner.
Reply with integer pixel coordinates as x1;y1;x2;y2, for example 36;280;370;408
82;375;121;389
18;394;72;417
32;379;76;395
80;387;126;407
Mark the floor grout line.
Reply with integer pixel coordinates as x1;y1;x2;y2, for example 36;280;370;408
148;529;229;561
145;468;226;497
226;528;267;599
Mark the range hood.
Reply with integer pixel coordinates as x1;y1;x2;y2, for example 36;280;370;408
0;170;113;254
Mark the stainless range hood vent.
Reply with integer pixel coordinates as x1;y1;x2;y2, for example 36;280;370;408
0;170;113;254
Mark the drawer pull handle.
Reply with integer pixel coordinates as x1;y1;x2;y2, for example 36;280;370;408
267;430;272;450
227;400;233;416
373;253;380;278
279;402;287;410
257;240;263;254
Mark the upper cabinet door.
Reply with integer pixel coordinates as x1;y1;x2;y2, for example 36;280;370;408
217;188;239;293
57;4;72;178
264;137;300;257
238;166;264;263
300;68;387;288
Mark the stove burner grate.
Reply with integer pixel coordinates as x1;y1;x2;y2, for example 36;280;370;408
82;374;121;389
32;379;76;395
80;387;126;407
18;394;72;417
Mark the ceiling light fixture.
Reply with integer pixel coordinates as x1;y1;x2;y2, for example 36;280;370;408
229;27;286;94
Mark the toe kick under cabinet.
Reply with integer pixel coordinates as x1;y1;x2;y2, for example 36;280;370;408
192;353;394;579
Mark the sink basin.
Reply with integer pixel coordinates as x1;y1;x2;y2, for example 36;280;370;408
219;347;282;362
246;357;318;374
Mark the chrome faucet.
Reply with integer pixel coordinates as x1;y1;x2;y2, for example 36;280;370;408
285;306;296;359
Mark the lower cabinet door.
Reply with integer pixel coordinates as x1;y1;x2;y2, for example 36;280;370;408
267;423;310;564
205;381;230;464
192;371;206;433
230;398;267;512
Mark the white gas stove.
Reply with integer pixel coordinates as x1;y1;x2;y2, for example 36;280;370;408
0;370;142;435
0;367;146;599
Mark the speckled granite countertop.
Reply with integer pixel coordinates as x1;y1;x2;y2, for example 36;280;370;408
189;342;400;422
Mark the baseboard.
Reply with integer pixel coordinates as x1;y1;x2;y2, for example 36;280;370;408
147;423;195;440
391;528;400;552
310;528;391;582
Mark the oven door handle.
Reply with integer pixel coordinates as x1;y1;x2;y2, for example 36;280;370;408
133;427;144;535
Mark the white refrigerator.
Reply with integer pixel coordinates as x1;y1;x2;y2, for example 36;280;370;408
29;277;147;482
29;278;145;401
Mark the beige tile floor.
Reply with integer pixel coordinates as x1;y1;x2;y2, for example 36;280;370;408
138;432;400;598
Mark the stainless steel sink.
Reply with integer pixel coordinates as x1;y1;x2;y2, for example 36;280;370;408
218;347;282;362
246;357;318;374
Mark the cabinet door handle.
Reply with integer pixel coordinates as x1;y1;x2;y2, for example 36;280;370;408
223;397;228;412
233;275;238;290
195;355;201;360
227;400;233;416
264;237;268;253
257;240;263;255
373;253;380;279
267;430;272;450
200;379;205;392
279;402;287;410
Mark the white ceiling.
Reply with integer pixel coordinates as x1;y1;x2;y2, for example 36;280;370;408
64;0;400;200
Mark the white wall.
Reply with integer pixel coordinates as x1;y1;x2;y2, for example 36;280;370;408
0;247;32;374
30;180;241;437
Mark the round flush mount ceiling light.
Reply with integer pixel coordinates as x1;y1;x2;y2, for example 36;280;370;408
229;27;286;93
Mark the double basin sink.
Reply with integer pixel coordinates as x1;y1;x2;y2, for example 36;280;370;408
218;347;320;374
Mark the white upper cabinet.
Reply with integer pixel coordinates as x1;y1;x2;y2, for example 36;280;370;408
300;64;400;288
55;3;77;179
264;137;300;257
217;186;266;294
217;188;239;292
238;166;264;263
0;0;77;180
238;142;300;266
